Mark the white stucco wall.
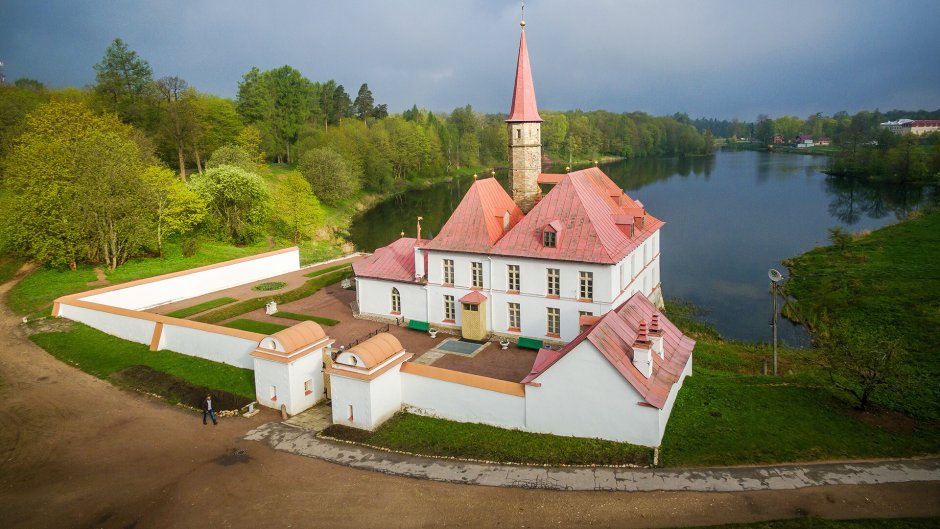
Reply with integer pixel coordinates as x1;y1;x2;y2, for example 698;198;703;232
356;278;427;323
368;368;404;427
56;304;157;345
524;341;662;446
81;248;300;310
253;351;324;416
160;322;259;369
329;375;376;429
401;372;526;430
657;352;693;441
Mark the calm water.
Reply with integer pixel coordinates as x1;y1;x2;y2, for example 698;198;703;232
349;151;935;345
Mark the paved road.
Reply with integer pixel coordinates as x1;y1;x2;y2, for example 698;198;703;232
247;422;940;492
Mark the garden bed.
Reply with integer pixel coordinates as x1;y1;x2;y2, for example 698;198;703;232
111;365;252;411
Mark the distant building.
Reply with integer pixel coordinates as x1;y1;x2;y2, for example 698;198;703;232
795;134;814;148
880;119;940;136
772;134;785;145
816;137;832;146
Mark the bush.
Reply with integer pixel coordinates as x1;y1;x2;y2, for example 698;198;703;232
252;281;287;291
189;165;272;244
298;147;361;206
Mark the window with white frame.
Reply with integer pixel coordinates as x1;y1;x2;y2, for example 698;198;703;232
471;261;483;288
442;259;454;284
579;271;593;300
547;307;560;335
507;264;520;291
508;302;520;329
390;287;401;313
546;268;560;296
443;295;455;320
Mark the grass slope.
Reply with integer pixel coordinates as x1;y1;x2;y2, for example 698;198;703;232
323;412;653;466
785;209;940;419
30;323;255;398
273;310;339;326
166;297;237;318
222;319;288;334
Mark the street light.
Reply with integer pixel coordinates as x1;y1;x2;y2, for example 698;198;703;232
768;268;784;376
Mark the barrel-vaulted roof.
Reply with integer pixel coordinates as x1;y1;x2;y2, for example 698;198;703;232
347;333;405;369
269;321;327;353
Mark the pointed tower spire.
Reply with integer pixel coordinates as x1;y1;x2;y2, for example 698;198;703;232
506;7;543;213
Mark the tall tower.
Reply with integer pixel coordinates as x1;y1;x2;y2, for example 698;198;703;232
506;17;542;213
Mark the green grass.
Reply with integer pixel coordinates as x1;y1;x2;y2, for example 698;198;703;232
251;281;287;291
684;518;940;529
29;323;255;398
303;263;351;278
166;297;237;318
273;310;339;326
221;319;289;334
784;209;940;419
7;239;273;317
322;412;653;466
0;257;26;285
194;268;352;324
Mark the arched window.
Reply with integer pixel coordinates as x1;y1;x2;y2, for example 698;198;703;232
391;288;401;313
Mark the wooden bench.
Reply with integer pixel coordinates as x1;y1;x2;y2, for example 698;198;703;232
406;320;430;332
517;337;544;350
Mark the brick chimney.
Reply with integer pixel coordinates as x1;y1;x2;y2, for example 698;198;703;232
632;320;652;378
649;314;664;359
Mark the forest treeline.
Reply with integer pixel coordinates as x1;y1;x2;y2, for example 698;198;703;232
0;38;713;270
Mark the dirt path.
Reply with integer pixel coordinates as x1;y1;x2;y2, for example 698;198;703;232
1;267;938;529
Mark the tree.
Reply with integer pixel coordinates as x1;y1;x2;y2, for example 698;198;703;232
354;83;375;122
189;93;241;173
1;100;133;268
371;103;388;120
331;84;353;124
141;166;206;256
236;124;267;166
154;76;196;179
275;171;324;244
298;147;360;206
818;322;906;411
236;65;312;163
755;114;774;145
207;144;257;172
189;165;271;244
93;38;154;127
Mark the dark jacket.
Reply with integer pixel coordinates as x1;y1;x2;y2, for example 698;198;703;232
202;397;214;412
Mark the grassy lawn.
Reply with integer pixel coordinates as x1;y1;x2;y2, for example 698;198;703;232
685;518;940;529
322;412;653;466
194;267;352;324
785;209;940;419
303;263;351;278
7;239;273;318
222;319;288;334
273;310;339;326
0;257;26;285
166;296;237;318
29;323;255;399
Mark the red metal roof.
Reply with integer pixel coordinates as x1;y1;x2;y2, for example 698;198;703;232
522;293;695;409
459;291;487;304
506;30;542;123
352;237;417;283
491;168;664;264
537;173;565;185
423;178;524;254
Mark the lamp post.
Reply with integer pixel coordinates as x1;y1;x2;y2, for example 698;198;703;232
768;268;784;376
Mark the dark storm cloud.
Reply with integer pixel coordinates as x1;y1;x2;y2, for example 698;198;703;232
2;0;938;119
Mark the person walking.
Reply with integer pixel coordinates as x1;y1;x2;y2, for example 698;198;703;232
202;394;218;425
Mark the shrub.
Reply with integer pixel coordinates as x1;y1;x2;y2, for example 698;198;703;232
252;281;287;291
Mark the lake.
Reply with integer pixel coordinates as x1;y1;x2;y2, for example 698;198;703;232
348;150;935;345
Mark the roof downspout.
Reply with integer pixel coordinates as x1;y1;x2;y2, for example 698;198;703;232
486;256;494;334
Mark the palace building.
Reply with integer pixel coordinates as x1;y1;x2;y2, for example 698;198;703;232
354;23;664;344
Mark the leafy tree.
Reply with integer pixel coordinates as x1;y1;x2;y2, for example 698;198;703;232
236;65;312;163
1;101;131;268
189;165;271;244
236;124;267;166
189;93;241;173
298;147;360;206
0;84;44;158
93;38;154;127
818;322;906;411
207;144;256;172
755;114;774;145
354;83;375;122
13;78;45;92
372;103;388;120
154;76;196;178
275;171;324;244
141;166;206;256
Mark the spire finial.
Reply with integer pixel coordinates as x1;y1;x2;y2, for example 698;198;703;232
520;2;525;28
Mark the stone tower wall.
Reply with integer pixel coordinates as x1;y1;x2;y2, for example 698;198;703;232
508;121;542;212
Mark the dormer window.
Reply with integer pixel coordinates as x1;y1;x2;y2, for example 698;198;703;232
543;231;556;247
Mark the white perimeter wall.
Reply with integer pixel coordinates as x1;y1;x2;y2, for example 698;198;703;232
524;341;663;446
160;321;259;369
356;278;427;322
401;372;525;430
81;248;300;310
57;303;157;345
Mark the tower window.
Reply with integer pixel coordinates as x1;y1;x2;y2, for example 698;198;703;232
516;128;522;139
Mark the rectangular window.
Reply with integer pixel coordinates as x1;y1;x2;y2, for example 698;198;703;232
507;264;520;292
462;303;478;312
546;268;560;296
579;310;594;317
304;379;312;395
508;302;520;329
543;231;557;248
442;259;454;285
443;295;455;320
547;307;560;335
579;271;593;301
471;261;483;288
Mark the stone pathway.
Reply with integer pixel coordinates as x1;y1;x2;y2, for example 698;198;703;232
245;422;940;492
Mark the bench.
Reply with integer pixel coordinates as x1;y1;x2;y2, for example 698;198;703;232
517;337;544;350
406;320;430;332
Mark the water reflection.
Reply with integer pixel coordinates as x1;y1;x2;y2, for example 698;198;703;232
348;151;936;344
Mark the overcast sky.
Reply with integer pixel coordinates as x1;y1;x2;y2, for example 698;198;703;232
2;0;939;120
